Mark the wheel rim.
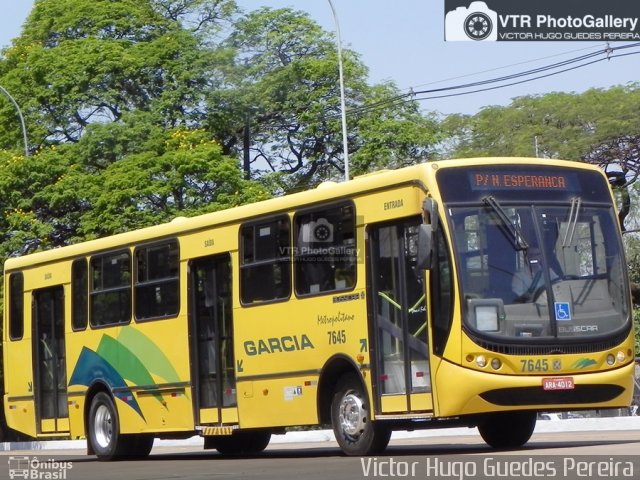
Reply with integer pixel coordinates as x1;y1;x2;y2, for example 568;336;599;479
339;392;367;438
94;404;113;449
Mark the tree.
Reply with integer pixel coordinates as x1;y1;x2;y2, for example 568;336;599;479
0;0;236;150
0;116;270;257
0;0;273;255
76;125;270;238
219;7;442;191
443;84;640;161
348;83;442;176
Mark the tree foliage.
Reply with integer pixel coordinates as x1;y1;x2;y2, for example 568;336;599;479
219;7;441;190
444;84;640;162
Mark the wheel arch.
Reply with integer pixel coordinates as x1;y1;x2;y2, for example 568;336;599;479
317;354;366;425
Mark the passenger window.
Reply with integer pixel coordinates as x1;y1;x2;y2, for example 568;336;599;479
294;203;356;295
240;216;291;304
135;240;180;320
9;272;24;340
90;250;131;327
72;259;88;331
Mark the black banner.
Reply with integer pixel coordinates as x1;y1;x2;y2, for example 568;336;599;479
444;0;640;41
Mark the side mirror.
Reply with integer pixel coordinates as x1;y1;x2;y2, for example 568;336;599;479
417;197;439;270
416;224;433;270
423;197;439;233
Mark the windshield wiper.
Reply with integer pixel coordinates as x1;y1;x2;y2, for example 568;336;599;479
562;197;582;247
482;195;529;251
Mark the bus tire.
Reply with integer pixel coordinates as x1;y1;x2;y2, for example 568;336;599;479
207;431;271;455
88;392;126;460
331;373;391;456
127;434;154;458
478;411;537;449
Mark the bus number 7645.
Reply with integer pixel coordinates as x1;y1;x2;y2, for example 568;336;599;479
328;330;346;345
520;359;549;372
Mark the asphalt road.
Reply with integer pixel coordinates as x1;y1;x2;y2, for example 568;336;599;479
1;430;639;480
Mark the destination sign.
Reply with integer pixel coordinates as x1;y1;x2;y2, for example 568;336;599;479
469;172;579;191
436;166;608;204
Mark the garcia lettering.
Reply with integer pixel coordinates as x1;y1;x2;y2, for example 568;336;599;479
244;334;314;356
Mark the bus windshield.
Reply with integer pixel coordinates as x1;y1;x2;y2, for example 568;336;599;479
448;202;629;340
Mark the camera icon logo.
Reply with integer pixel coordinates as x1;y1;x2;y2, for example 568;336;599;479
445;1;498;41
303;218;334;243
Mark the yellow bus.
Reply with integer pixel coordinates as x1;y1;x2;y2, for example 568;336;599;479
3;158;635;459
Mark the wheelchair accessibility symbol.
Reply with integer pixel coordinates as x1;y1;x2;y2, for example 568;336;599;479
554;302;571;321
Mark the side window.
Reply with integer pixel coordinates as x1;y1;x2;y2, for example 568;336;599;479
72;259;88;331
135;240;180;320
240;216;291;304
9;272;24;340
90;250;131;327
294;203;356;296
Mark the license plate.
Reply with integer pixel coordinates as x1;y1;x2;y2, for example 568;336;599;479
542;377;575;391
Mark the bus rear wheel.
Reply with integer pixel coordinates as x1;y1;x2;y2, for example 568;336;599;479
88;392;127;460
478;411;537;449
331;373;391;456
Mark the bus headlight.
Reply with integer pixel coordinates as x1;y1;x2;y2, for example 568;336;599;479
476;355;487;368
616;351;625;363
606;354;615;366
491;358;502;370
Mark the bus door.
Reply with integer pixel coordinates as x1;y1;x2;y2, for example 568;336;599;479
189;254;238;425
32;285;69;434
368;218;433;414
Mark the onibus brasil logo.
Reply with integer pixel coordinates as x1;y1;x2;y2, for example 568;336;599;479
8;456;73;480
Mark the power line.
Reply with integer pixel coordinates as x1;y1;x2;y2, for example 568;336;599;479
341;43;640;119
402;43;607;91
411;50;640;103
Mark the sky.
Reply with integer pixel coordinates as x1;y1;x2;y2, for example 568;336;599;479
0;1;638;115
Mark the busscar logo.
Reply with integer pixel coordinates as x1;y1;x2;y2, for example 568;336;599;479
446;1;498;41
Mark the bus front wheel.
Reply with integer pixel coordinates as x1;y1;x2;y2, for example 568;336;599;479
331;373;391;456
88;392;126;460
128;434;154;458
478;411;537;449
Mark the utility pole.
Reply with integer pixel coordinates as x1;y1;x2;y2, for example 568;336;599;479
327;0;349;182
243;117;251;180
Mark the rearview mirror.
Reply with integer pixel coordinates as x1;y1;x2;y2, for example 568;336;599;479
416;224;433;270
